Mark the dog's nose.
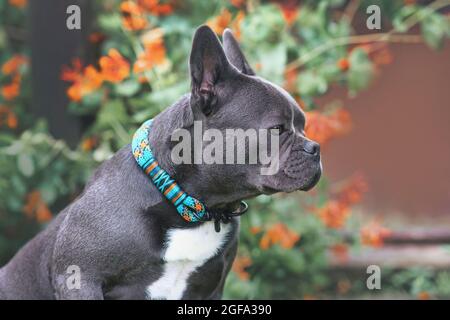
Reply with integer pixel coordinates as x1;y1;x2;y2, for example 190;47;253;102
303;141;320;156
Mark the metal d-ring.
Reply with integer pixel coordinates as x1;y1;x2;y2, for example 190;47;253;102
228;201;249;217
208;201;250;233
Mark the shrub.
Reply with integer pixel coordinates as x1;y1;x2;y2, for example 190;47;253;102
0;0;449;298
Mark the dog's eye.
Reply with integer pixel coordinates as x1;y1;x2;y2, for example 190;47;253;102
269;125;284;135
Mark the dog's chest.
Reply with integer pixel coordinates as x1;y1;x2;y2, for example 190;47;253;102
146;221;231;300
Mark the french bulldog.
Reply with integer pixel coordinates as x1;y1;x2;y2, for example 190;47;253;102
0;26;321;300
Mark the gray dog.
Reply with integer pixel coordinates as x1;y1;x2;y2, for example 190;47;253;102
0;26;321;299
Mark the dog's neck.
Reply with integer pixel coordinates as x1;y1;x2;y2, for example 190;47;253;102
146;94;258;211
147;94;192;178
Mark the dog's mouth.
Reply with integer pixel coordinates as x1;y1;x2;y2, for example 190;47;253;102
258;167;322;195
298;164;322;191
259;185;280;195
258;155;322;194
283;148;322;190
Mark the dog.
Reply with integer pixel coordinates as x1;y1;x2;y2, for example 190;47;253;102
0;26;321;300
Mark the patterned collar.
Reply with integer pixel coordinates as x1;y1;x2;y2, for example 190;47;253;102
131;119;248;232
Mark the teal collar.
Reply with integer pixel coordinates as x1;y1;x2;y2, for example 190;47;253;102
131;119;248;232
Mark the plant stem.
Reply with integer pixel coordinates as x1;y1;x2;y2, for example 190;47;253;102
286;0;450;71
343;0;360;23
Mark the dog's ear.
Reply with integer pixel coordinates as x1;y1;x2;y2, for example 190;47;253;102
189;25;233;116
222;29;255;76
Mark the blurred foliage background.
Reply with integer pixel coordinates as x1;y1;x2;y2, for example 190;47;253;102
0;0;450;299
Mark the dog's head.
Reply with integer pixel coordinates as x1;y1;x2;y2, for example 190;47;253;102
179;26;321;201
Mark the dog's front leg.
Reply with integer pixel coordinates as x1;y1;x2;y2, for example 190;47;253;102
51;242;106;299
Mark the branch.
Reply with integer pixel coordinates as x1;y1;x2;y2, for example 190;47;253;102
286;0;450;72
343;0;360;23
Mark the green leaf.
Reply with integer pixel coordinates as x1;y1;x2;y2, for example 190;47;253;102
257;43;287;85
0;28;6;50
115;79;141;97
17;153;34;177
98;13;122;33
11;174;27;196
421;12;449;50
297;70;328;97
392;5;419;32
82;90;103;107
347;48;374;96
97;100;128;128
39;182;58;204
69;91;103;115
241;4;285;44
145;81;189;112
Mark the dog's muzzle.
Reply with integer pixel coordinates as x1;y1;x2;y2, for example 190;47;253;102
284;139;321;179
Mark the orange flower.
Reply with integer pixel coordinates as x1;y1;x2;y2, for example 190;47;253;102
317;200;350;229
0;105;18;129
316;174;367;229
77;65;103;95
230;0;246;8
2;54;28;75
66;84;82;102
134;28;167;74
372;47;393;66
89;32;106;44
330;243;349;263
337;58;350;71
121;1;149;31
1;74;21;101
64;63;103;102
9;0;27;8
122;14;149;31
207;8;232;35
81;136;98;151
260;223;300;250
305;108;352;146
1;55;25;101
138;0;173;16
335;173;368;206
284;67;298;93
121;0;144;15
7;111;17;128
249;226;262;235
417;291;430;300
231;10;245;40
99;49;130;83
2;82;20;100
279;2;299;26
337;279;352;295
61;58;83;82
232;255;252;280
360;220;391;248
23;190;52;223
138;75;149;83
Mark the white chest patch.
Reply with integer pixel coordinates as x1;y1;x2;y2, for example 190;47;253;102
146;221;232;300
